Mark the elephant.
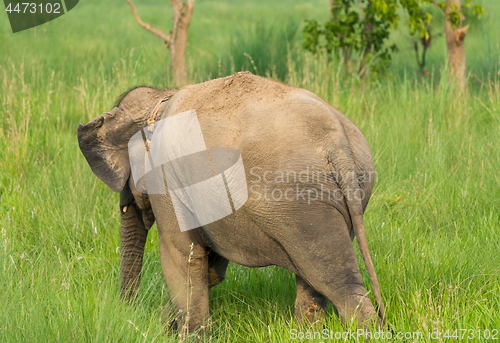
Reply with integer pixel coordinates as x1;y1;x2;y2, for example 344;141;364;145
77;71;386;336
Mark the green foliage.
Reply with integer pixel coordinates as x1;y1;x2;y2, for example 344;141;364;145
303;0;485;76
302;19;321;55
412;0;484;32
403;0;434;38
303;0;398;76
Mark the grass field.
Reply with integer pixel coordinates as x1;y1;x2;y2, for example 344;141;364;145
1;0;499;341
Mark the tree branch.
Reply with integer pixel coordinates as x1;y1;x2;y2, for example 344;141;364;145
126;0;171;45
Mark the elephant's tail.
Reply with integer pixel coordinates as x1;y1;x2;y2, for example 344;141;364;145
323;116;386;327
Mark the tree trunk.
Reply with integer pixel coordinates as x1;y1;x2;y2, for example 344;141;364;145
126;0;194;87
170;0;194;86
445;0;468;88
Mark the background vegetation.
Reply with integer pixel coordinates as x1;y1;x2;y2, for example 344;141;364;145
1;0;499;341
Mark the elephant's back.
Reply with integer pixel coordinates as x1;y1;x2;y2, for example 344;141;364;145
158;72;297;148
159;72;373;188
163;72;293;121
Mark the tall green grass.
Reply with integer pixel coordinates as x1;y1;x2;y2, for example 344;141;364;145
1;0;499;341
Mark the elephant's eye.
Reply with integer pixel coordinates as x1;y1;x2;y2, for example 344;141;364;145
105;107;123;120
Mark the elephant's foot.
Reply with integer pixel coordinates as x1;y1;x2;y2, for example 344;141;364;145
178;315;211;342
160;301;211;342
294;275;328;329
334;292;382;331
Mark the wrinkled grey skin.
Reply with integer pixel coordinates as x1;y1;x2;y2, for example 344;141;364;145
78;72;385;336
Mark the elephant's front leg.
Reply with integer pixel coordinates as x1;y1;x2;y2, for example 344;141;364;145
120;200;148;300
158;229;210;339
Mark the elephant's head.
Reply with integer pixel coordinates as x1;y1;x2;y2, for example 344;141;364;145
78;87;176;299
78;87;174;193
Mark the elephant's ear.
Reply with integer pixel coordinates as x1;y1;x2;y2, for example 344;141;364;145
78;107;137;192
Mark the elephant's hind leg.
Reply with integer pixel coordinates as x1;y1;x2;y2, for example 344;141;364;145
286;207;381;330
295;275;328;328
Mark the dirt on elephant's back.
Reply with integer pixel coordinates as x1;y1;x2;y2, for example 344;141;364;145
182;71;292;118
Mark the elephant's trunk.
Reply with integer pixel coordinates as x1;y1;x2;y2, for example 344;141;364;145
120;201;148;300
